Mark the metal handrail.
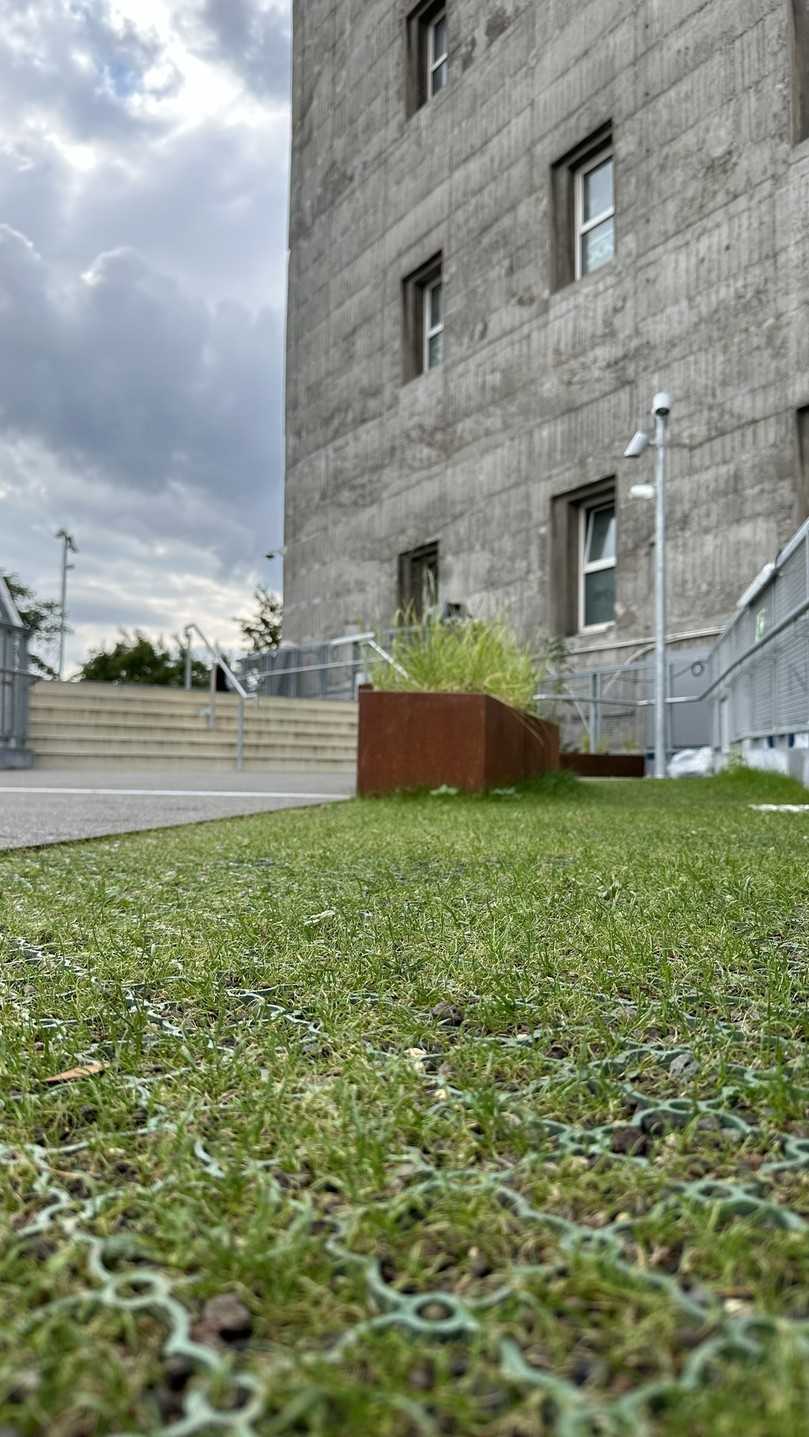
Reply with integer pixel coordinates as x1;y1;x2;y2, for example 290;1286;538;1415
246;630;410;699
183;622;251;771
535;692;700;711
183;622;248;698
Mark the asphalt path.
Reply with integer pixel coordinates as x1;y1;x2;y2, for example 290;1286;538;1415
0;770;355;850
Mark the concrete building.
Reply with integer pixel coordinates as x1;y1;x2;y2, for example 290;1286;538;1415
284;0;809;671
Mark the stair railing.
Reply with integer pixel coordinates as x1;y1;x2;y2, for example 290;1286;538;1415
183;623;251;771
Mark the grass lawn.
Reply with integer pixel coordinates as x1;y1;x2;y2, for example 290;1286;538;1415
3;769;809;1436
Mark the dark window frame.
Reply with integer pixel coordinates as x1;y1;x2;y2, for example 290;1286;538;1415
550;478;617;637
405;0;448;117
401;252;443;383
398;541;440;619
797;404;809;519
551;122;614;292
791;0;809;143
579;495;617;632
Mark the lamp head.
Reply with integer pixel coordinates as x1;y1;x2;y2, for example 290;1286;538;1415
630;482;655;500
653;391;672;418
624;430;651;459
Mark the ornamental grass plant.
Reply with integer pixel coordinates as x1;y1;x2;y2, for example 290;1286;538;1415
368;613;543;712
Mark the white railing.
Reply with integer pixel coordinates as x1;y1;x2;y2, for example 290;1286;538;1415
704;518;809;751
536;647;712;754
183;623;251;771
0;619;33;764
238;632;407;701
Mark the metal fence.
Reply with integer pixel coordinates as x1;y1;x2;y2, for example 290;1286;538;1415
706;518;809;750
239;632;407;701
0;620;32;764
539;647;713;755
240;635;368;700
234;518;809;764
238;629;715;755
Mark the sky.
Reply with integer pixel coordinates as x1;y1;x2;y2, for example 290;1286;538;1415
0;0;291;670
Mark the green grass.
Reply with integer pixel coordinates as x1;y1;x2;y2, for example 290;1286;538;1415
2;768;809;1436
368;616;543;712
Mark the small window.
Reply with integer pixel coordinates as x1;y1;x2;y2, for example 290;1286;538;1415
798;404;809;518
428;11;448;97
580;499;616;630
406;0;448;116
402;254;443;382
551;124;614;291
574;149;615;279
791;0;809;143
399;542;439;619
424;275;444;370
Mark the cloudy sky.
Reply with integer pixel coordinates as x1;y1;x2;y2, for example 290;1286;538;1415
0;0;290;670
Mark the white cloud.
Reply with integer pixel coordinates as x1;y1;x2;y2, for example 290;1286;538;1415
0;0;291;665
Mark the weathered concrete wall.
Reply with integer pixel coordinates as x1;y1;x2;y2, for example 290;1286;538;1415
284;0;809;666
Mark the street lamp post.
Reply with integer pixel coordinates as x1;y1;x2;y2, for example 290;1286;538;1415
55;529;78;681
625;392;672;780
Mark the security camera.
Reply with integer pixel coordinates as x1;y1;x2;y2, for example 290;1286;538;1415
653;392;672;418
624;430;651;458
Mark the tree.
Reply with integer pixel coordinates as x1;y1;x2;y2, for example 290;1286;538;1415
235;585;282;653
79;631;209;687
1;573;62;678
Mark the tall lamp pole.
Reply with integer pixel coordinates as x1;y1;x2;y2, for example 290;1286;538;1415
624;392;672;779
56;528;78;680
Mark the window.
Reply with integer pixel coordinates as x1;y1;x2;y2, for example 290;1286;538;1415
402;254;443;381
580;499;616;629
574;149;615;279
406;0;448;115
428;11;448;97
551;123;614;290
798;405;809;517
398;542;439;619
550;479;616;636
791;0;809;142
424;275;444;370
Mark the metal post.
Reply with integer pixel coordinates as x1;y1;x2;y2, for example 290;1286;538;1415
209;661;217;730
56;529;77;680
654;407;669;779
184;630;192;691
236;696;245;771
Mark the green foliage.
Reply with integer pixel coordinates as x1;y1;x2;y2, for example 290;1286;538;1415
79;630;208;687
369;614;544;711
1;571;62;677
236;585;282;653
706;764;809;803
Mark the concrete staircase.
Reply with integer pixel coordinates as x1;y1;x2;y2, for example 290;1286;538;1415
28;682;358;773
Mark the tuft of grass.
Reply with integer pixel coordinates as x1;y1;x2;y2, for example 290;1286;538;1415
706;764;809;803
369;614;542;711
1;767;809;1434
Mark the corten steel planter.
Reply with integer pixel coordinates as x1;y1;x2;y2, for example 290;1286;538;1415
357;690;560;796
561;752;646;779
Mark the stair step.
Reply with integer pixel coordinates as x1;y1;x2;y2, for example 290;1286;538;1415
31;756;356;769
32;754;356;772
31;682;356;715
27;682;358;771
29;719;357;740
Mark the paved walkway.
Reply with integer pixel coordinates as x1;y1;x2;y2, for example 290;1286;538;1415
0;770;355;850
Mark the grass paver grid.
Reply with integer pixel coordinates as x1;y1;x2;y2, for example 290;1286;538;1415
2;770;809;1435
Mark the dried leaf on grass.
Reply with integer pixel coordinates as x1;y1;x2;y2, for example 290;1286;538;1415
44;1062;107;1086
